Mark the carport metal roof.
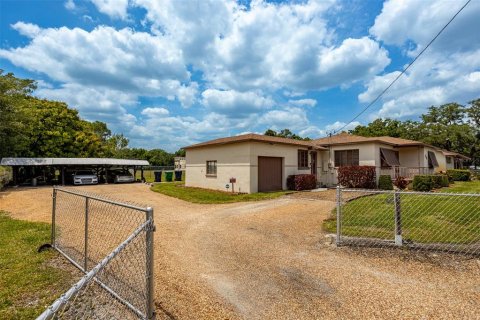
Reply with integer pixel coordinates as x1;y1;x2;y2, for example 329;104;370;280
0;158;150;166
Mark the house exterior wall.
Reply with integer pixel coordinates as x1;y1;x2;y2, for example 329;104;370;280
446;156;455;169
185;142;252;193
398;147;422;167
186;141;319;193
422;146;447;172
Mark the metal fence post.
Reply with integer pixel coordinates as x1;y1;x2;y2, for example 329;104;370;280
84;197;89;271
336;186;342;245
51;188;57;247
146;207;155;319
394;190;402;246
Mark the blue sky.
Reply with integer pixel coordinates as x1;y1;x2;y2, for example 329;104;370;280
1;0;479;151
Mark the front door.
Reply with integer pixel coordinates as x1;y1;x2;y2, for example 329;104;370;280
310;151;317;175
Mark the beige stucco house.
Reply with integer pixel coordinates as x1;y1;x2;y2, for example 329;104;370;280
184;132;466;193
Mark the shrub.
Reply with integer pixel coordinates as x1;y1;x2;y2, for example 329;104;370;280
287;174;317;191
412;175;433;192
337;166;376;189
431;175;444;188
378;175;393;190
446;169;471;181
438;174;450;187
393;176;409;190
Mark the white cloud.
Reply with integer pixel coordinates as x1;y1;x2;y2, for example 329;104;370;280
201;89;274;117
133;0;390;92
141;107;170;117
288;98;317;108
259;107;309;130
89;0;129;20
11;22;41;38
64;0;76;11
361;0;480;119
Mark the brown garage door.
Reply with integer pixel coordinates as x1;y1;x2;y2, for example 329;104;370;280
258;157;283;192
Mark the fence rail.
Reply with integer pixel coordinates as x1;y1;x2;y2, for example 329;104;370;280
38;187;155;319
335;187;480;256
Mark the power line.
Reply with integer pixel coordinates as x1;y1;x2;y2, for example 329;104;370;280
332;0;472;135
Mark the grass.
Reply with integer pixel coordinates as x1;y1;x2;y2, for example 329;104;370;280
151;182;291;204
441;180;480;193
324;181;480;244
0;212;72;319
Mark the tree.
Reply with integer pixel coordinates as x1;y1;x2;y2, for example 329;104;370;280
174;148;186;157
263;128;311;141
0;70;36;158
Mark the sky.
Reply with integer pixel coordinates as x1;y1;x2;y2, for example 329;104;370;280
0;0;479;152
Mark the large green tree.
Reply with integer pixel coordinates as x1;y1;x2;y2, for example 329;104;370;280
350;100;480;165
264;128;311;141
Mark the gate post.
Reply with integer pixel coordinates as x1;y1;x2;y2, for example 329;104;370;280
336;186;342;245
146;207;155;319
51;188;57;247
84;197;89;271
394;190;403;246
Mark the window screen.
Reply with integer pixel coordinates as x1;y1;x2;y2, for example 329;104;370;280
334;149;359;167
298;150;309;169
206;160;217;175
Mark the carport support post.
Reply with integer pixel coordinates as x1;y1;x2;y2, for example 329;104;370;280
141;167;145;183
145;207;155;320
336;186;342;245
394;190;403;246
61;166;65;186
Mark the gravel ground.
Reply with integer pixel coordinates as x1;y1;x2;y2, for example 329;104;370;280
1;184;479;319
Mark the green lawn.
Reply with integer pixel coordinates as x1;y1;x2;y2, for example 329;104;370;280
151;182;290;204
324;181;480;244
441;180;480;193
0;212;72;319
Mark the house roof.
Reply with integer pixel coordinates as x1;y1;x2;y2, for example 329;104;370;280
0;158;150;166
184;133;326;150
313;132;427;147
442;150;471;160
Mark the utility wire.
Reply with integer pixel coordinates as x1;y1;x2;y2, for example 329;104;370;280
332;0;472;135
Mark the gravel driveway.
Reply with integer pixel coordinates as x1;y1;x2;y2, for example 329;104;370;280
1;184;479;319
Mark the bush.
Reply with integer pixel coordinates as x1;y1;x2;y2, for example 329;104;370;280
446;169;471;181
393;176;409;190
287;174;317;191
431;175;444;188
439;174;450;187
337;166;376;189
412;175;433;192
378;175;393;190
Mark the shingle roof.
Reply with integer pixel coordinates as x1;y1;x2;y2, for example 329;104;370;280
184;133;326;150
313;132;426;147
442;150;471;160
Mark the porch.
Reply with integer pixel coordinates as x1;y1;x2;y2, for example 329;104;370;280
378;166;434;180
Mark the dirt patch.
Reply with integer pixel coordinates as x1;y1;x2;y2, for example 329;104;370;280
1;184;479;319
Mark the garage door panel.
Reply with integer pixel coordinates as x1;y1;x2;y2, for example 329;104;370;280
258;157;282;192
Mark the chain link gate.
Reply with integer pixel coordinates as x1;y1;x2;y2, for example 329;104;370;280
37;187;155;319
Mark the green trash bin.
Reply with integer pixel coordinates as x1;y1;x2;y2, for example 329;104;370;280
165;171;173;182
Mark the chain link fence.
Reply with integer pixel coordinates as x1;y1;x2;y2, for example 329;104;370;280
37;187;155;319
333;187;480;256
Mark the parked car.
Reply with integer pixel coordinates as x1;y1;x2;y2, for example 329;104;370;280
107;169;134;183
72;170;98;185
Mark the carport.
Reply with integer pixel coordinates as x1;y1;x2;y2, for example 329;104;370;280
0;158;150;186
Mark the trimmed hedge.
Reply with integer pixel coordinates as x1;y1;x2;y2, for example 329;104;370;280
393;176;409;190
287;174;317;191
446;169;471;181
337;166;376;189
378;175;393;190
413;175;434;191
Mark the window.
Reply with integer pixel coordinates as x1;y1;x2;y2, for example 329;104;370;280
446;156;452;164
206;160;217;176
427;151;439;168
380;148;400;168
334;149;359;167
298;150;309;169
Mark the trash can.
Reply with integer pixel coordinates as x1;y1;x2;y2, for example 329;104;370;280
154;171;162;182
165;171;173;182
174;170;183;181
31;177;37;187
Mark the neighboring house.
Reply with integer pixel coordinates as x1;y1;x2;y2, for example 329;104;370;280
174;157;186;170
184;134;326;193
443;151;470;170
184;132;468;193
